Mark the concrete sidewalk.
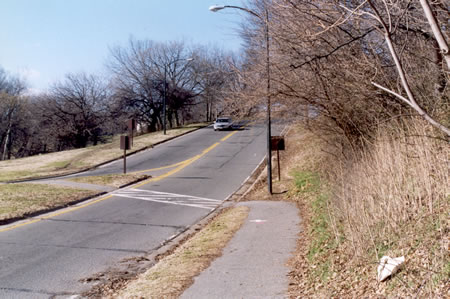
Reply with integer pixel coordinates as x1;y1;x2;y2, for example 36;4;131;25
181;201;300;299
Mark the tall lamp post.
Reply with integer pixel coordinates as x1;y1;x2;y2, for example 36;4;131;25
163;57;194;135
210;4;273;194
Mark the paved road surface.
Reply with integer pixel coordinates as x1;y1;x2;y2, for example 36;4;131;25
0;122;281;298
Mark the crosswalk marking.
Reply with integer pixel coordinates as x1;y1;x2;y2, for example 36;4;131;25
112;188;222;210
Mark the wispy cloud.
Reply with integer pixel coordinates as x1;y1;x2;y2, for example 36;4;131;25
24;87;45;96
18;67;41;80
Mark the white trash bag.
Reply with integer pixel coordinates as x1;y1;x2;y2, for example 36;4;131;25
377;256;405;282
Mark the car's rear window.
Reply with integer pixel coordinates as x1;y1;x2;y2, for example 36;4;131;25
217;118;231;123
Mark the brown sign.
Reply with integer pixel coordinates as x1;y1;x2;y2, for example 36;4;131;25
120;135;130;150
271;136;285;151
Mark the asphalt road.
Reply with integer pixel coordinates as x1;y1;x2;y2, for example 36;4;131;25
0;122;280;298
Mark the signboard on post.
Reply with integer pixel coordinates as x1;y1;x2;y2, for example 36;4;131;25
120;135;130;173
270;136;285;151
120;135;130;150
270;136;285;181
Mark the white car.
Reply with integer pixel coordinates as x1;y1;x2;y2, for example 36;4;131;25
213;117;233;131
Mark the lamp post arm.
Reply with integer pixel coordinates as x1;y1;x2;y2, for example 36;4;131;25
221;5;263;20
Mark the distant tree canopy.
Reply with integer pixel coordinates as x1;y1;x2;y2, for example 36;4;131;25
108;39;233;132
0;40;234;159
39;73;112;149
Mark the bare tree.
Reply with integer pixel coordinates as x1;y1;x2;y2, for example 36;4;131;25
108;38;199;131
340;0;450;136
233;0;449;147
41;73;111;148
190;46;236;121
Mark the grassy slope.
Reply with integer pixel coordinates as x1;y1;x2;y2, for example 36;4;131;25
284;123;449;297
0;183;98;222
0;124;205;182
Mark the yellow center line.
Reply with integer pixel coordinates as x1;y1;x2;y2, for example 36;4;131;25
220;131;237;142
134;142;220;187
203;142;220;154
130;159;189;174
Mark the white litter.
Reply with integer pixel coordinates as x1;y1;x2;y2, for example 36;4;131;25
249;219;267;223
377;256;405;282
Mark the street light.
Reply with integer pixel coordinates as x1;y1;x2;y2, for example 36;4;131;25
210;4;273;194
163;57;194;135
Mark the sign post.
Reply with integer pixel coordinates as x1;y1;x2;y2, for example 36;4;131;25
270;136;285;181
120;135;130;174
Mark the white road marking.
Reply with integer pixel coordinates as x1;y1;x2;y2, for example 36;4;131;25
112;188;221;210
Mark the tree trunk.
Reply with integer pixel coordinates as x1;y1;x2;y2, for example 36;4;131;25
175;110;180;127
419;0;450;70
2;124;11;161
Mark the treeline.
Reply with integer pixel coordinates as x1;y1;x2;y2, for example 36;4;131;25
2;0;448;160
0;40;237;160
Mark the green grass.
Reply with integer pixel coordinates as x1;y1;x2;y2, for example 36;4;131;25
293;171;320;194
293;170;336;283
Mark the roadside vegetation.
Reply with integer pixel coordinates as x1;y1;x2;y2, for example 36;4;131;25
289;122;448;297
243;122;448;297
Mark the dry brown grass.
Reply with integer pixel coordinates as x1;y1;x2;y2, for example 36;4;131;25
331;120;449;297
287;120;449;297
0;125;204;182
114;206;249;298
0;183;97;222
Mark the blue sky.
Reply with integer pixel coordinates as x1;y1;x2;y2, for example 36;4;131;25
0;0;245;93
